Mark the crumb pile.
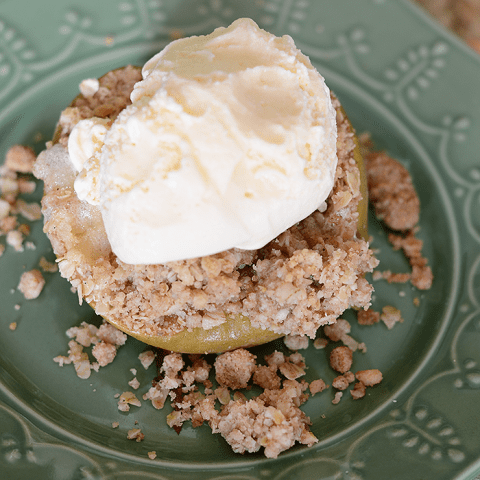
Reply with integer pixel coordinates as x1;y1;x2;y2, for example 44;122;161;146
126;336;381;458
54;318;383;458
33;67;378;341
360;134;433;291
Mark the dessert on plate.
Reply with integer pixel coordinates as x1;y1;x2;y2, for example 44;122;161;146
33;18;378;354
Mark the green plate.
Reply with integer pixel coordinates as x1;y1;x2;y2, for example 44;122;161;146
1;1;480;478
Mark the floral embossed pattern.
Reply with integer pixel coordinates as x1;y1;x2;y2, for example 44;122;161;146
1;1;480;479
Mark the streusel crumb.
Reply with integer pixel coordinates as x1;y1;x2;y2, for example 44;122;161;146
5;145;36;173
18;269;45;299
350;382;366;399
364;150;419;231
309;379;328;396
329;346;353;373
356;369;383;386
361;134;433;292
127;428;144;442
215;349;256;389
357;308;380;326
380;306;404;330
332;391;343;405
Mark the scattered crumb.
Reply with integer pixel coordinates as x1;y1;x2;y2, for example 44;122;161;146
278;360;305;381
309;379;328;396
332;375;350;391
7;230;25;252
323;319;365;352
329;346;353;374
16;199;42;221
413;297;420;307
25;241;36;250
9;322;17;331
364;149;419;231
357;308;380;326
96;322;127;346
375;270;411;284
138;350;156;369
380;306;404;330
14;304;20;311
127;428;144;442
128;377;140;390
18;269;45;299
17;178;36;194
350;382;366;399
92;341;117;367
5;145;36;173
361;135;433;292
118;391;141;412
112;421;119;428
54;320;127;379
389;232;433;290
324;319;350;342
332;391;343;405
147;451;157;460
356;369;383;387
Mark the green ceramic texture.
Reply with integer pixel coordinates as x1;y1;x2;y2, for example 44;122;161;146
1;0;480;478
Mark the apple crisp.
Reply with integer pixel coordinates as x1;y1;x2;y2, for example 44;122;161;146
33;66;378;343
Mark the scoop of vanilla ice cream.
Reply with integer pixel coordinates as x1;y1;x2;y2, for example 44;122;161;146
68;18;338;264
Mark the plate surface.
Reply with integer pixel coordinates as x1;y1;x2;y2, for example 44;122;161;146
1;1;480;479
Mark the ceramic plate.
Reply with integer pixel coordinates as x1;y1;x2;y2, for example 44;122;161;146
1;0;480;479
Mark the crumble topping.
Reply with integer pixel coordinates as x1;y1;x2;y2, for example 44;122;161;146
33;67;378;341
